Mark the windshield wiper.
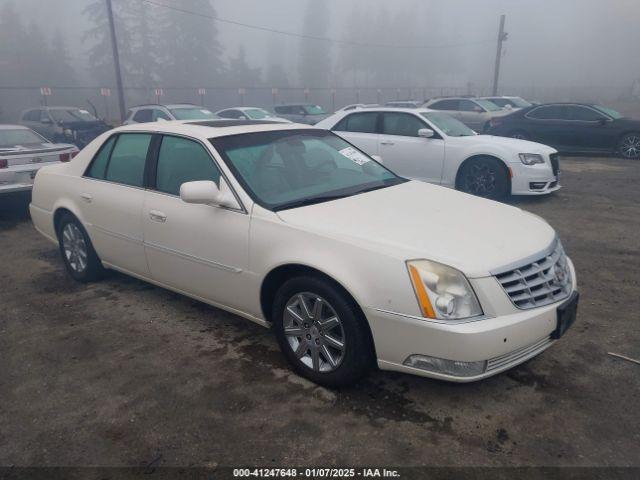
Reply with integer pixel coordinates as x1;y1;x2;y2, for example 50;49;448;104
275;193;352;211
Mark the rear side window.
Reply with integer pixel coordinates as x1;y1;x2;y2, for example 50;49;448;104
105;134;152;187
334;112;378;133
429;99;458;110
86;136;117;179
133;109;153;123
274;106;288;114
155;136;221;195
382;112;425;137
527;106;568;120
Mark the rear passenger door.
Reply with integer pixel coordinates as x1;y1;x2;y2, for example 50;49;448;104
331;112;380;157
378;112;445;184
142;135;251;309
81;133;152;276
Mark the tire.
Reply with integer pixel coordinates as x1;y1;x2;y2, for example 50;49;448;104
56;212;105;282
457;157;510;200
272;275;373;387
618;133;640;159
510;130;530;141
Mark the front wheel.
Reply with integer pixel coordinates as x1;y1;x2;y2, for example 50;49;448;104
618;133;640;159
457;157;510;200
272;276;373;387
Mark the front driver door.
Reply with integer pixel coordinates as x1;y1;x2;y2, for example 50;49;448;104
142;134;250;310
378;112;445;184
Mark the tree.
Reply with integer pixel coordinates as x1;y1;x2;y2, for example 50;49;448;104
298;0;332;88
82;0;136;86
49;29;77;86
0;1;27;86
156;0;222;88
225;46;262;87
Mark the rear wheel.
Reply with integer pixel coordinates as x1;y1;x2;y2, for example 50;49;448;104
57;213;105;282
458;157;510;200
618;133;640;159
272;276;373;387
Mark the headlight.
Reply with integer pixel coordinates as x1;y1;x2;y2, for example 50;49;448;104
63;128;73;137
519;153;545;165
407;260;483;320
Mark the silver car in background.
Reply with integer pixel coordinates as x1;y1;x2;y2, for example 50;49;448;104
423;97;511;132
0;125;78;195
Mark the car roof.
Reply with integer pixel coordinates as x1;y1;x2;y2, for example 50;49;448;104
129;103;203;109
112;119;315;139
0;124;30;130
275;103;319;107
335;107;435;114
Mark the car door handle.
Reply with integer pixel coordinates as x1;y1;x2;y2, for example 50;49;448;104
79;193;93;203
380;140;395;146
149;210;167;223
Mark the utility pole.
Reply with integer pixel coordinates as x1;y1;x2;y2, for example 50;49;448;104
492;14;508;96
106;0;126;123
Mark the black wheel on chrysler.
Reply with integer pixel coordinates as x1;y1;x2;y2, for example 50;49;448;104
458;157;509;200
272;275;373;387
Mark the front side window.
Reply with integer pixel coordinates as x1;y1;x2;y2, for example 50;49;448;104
104;133;152;187
155;136;221;196
568;106;606;122
334;112;378;134
211;130;404;211
152;109;171;121
382;112;425;137
49;109;97;123
421;112;475;137
592;105;622;120
303;105;326;115
23;110;41;122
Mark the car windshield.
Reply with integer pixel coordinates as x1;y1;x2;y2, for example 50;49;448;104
303;105;326;115
244;108;273;119
49;109;97;123
421;112;476;137
0;129;47;148
475;99;502;112
211;129;405;211
170;107;216;120
593;105;623;119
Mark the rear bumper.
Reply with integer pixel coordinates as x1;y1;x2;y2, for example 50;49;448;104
0;162;58;194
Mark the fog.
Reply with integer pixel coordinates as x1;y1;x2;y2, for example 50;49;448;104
1;0;640;119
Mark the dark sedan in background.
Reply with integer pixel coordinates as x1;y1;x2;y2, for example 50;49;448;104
487;103;640;158
20;106;112;149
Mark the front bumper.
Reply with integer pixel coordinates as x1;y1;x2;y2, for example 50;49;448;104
366;261;577;382
510;161;561;196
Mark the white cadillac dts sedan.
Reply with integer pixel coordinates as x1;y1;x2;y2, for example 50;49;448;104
30;120;579;387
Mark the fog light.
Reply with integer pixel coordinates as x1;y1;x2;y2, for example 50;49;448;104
529;182;546;190
403;354;487;377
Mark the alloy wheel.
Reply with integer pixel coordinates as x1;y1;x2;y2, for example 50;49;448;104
465;163;497;196
62;223;88;273
620;135;640;158
283;292;345;373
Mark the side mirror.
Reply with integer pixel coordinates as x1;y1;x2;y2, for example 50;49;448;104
180;178;240;210
239;115;248;120
418;128;435;138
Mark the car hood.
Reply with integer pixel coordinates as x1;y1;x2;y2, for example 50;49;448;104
276;180;556;278
451;134;556;155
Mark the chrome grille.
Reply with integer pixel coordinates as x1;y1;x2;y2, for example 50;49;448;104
495;241;572;309
486;336;554;373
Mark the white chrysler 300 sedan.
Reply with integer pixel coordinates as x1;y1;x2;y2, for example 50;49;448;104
315;108;561;199
29;120;579;387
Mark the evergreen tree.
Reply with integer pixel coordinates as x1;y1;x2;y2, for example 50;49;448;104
50;29;77;86
298;0;332;88
0;1;27;86
225;46;262;87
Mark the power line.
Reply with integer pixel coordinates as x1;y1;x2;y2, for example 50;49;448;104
134;0;494;50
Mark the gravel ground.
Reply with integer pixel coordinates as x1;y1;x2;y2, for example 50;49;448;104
1;156;639;470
